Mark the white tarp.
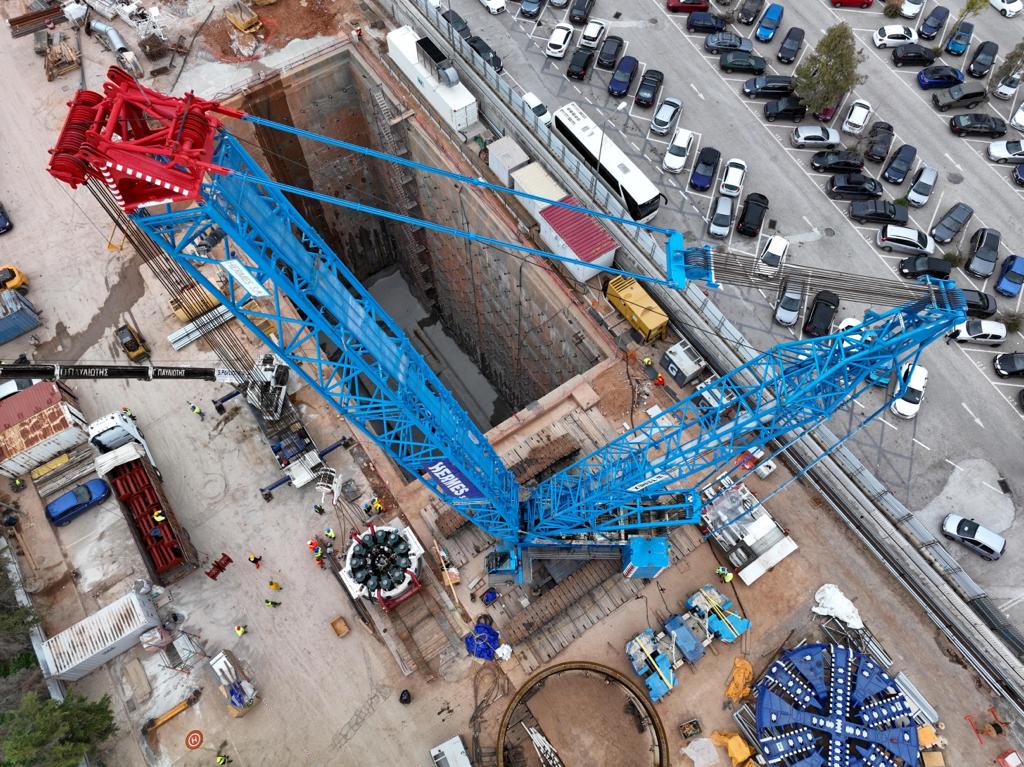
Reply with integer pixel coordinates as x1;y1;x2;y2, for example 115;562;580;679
811;583;864;629
680;738;720;767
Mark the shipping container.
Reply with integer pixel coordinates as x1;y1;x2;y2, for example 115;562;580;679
510;162;566;218
538;195;617;283
0;290;41;346
40;587;160;681
387;27;479;134
487;136;530;187
0;383;88;479
605;277;668;343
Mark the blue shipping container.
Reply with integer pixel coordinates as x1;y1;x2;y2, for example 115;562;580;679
0;290;41;345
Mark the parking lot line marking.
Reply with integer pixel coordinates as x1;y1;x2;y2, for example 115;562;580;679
944;458;963;471
853;398;865;409
912;438;931;451
690;83;705;101
573;85;582;94
584;95;593;104
643;153;652;162
961;402;985;429
878;417;898;431
982;480;1003;494
1001;594;1024;611
630;141;641;151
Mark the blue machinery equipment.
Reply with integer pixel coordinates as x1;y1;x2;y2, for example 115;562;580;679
46;69;966;581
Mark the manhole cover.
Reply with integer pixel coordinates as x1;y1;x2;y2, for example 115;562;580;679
824;227;835;237
185;730;204;750
946;172;964;184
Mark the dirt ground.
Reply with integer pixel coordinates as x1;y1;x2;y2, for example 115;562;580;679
200;0;348;63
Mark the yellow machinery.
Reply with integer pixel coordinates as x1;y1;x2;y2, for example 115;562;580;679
141;688;201;736
0;266;29;295
605;276;668;343
224;2;263;35
115;323;150;362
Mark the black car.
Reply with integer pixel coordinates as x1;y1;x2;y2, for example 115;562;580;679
882;144;917;184
804;290;840;337
634;70;664;107
441;9;471;39
865;121;894;162
735;192;770;236
764;97;806;122
467;36;503;72
687;11;726;33
918;5;948;40
689;146;721;191
597;35;624;69
777;27;804;64
569;0;595;24
737;0;764;24
968;41;998;78
899;256;952;279
520;0;544;17
930;202;974;244
720;51;766;74
994;353;1024;378
566;48;594;80
826;173;883;200
848;200;909;225
0;203;11;235
961;289;998;318
966;227;1001;278
892;44;937;67
811;150;864;173
949;113;1007;137
742;74;794;99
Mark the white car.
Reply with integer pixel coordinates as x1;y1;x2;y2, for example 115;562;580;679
545;23;574;58
522;92;552;126
951;319;1007;346
990;0;1023;17
662;127;695;173
890;363;928;419
1011;104;1024;132
790;126;841;148
579;20;607;49
988;139;1024;163
708;196;734;238
906;165;937;207
754;235;790;278
994;72;1021;100
841;99;872;135
479;0;507;13
899;0;924;17
872;25;918;48
719;158;747;197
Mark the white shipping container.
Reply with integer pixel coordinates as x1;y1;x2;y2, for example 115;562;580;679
387;27;479;134
487;136;530;187
41;588;160;681
537;195;617;283
509;163;566;218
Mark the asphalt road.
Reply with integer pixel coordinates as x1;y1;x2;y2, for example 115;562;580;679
438;0;1024;614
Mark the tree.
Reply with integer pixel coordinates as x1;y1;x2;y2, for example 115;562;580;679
991;40;1024;91
793;23;866;115
946;0;988;46
883;0;902;18
0;692;117;767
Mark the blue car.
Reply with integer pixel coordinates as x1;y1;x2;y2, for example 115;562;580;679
689;146;721;191
755;3;784;43
608;55;639;97
1014;165;1024;187
45;479;111;526
917;65;964;89
995;255;1024;297
945;21;973;55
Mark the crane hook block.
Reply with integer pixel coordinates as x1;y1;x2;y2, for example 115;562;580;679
665;233;718;291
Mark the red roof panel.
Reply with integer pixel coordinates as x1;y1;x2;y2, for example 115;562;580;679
0;383;76;433
539;196;617;264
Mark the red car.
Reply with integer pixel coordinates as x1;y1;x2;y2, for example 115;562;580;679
829;0;872;6
666;0;710;10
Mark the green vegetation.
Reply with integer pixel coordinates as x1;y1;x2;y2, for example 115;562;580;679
793;23;866;115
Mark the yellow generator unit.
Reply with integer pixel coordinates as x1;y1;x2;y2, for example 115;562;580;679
605;276;668;343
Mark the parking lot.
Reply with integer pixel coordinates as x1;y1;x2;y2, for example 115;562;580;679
439;0;1024;613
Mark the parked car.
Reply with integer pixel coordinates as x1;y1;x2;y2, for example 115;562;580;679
579;19;607;48
774;278;803;326
736;0;765;24
522;92;552;126
890;363;928;419
608;56;639;97
882;143;917;184
736;192;770;236
546;23;574;57
0;203;11;235
742;75;794;98
945;21;973;55
812;150;864;173
634;70;665;106
916;65;964;89
872;25;918;48
662;128;696;173
950;114;1007;137
961;289;998;318
666;0;710;11
566;48;594;79
651;98;683;134
877;225;935;255
849;200;909;225
804;290;840;337
479;0;507;13
827;173;883;200
764;97;806;122
906;165;938;207
941;514;1006;560
966;227;1001;277
719;51;767;74
813;94;844;122
995;255;1024;297
754;234;789;277
777;27;804;64
708;195;735;238
865;121;895;162
900;0;924;17
686;11;726;33
569;0;595;24
1013;104;1024;131
596;35;624;69
467;36;503;72
704;32;753;54
755;3;784;43
932;82;987;111
989;0;1023;16
1015;165;1024;186
917;5;949;39
719;158;748;197
830;0;872;5
892;43;937;67
930;202;973;243
898;255;951;278
994;352;1024;377
988;139;1024;163
520;0;544;18
45;479;111;526
791;126;841;148
951;319;1007;346
690;146;721;190
994;72;1021;100
968;41;998;77
841;99;872;134
441;9;471;39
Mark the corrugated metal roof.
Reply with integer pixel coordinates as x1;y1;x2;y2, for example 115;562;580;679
0;382;75;433
0;403;76;461
510;163;565;200
539;196;617;263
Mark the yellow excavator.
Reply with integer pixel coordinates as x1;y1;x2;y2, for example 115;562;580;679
0;265;28;295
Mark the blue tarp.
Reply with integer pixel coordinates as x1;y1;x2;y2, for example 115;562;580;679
465;622;500;661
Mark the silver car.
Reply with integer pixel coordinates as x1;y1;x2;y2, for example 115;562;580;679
651;98;682;135
774;278;802;326
906;165;937;207
708;195;734;238
876;224;935;255
941;514;1006;560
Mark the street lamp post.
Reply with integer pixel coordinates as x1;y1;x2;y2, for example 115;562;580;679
592;116;612;195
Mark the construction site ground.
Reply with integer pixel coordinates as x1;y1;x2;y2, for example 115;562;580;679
0;7;1019;767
